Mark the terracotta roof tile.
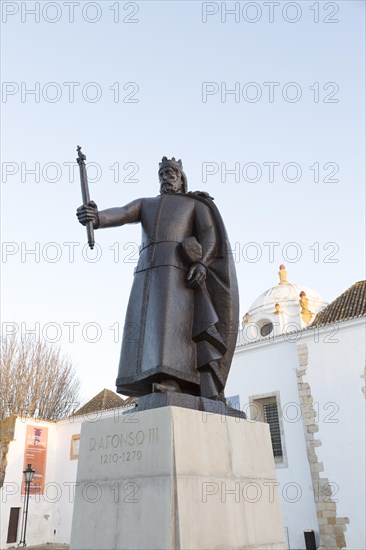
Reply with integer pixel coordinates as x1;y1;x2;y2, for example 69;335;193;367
73;389;126;416
311;281;366;328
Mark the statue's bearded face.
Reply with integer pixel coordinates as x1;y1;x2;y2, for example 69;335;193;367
159;166;183;194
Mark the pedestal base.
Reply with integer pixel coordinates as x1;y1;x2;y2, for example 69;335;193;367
138;390;246;418
70;406;286;550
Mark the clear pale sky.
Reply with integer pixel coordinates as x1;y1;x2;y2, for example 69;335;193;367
1;0;365;404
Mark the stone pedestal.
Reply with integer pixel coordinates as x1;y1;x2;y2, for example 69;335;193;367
70;406;286;550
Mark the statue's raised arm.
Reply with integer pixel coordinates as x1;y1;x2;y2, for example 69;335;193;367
77;199;142;229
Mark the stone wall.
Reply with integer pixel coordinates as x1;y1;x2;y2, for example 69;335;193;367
297;344;349;550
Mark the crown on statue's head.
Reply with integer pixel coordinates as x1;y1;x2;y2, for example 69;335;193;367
159;156;184;173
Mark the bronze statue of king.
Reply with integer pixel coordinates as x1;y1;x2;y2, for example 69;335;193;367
77;157;239;401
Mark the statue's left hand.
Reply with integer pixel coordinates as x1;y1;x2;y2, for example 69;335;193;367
186;262;207;288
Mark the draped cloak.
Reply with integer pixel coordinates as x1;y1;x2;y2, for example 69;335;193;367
109;192;239;398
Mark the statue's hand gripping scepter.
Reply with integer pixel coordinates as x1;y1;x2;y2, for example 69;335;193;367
76;145;95;250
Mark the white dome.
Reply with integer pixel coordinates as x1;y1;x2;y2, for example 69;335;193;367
249;282;326;316
240;267;328;344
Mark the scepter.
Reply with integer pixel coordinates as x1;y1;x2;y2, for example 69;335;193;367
76;145;95;250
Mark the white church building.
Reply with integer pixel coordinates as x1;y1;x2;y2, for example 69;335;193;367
1;267;365;550
226;266;365;550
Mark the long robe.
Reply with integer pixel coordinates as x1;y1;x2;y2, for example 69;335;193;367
97;192;239;397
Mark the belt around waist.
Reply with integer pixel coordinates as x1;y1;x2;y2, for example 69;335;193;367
139;239;183;252
135;241;187;274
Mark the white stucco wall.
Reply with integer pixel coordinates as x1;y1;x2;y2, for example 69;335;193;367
227;337;320;550
302;318;366;550
50;407;132;543
1;417;58;548
0;408;129;548
48;415;82;544
0;415;84;548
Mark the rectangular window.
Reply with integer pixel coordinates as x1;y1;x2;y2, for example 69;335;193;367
70;434;80;460
263;402;283;458
249;392;287;467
